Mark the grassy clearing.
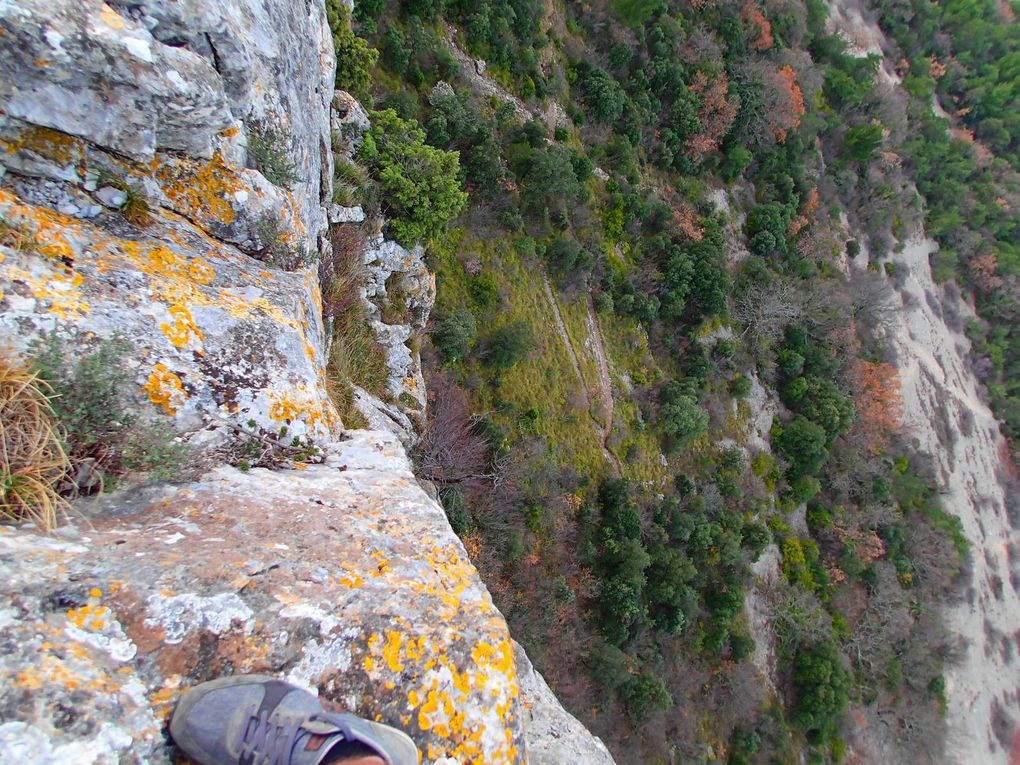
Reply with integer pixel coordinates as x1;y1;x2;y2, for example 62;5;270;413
433;229;611;477
0;355;70;530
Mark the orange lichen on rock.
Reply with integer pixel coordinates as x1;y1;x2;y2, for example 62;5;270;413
152;151;243;227
0;125;85;167
142;363;188;415
267;386;337;429
160;305;204;349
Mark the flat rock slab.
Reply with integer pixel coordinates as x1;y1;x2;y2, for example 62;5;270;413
0;430;526;764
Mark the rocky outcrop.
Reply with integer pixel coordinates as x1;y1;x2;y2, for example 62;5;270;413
360;234;435;410
0;431;527;764
0;0;339;444
329;92;434;413
0;1;613;763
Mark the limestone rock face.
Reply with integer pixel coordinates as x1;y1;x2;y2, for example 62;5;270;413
514;643;616;765
0;0;339;443
0;432;526;764
361;234;436;410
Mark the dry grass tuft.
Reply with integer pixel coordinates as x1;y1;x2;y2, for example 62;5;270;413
0;355;70;531
0;218;37;252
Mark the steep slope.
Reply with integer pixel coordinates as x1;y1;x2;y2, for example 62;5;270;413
885;234;1019;762
0;1;614;762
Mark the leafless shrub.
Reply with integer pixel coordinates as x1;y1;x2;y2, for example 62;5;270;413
413;372;492;488
733;278;804;344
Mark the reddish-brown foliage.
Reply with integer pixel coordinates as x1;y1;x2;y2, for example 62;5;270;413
740;1;774;51
850;359;904;452
970;253;1005;292
768;65;805;142
323;223;366;319
686;71;739;161
672;201;704;240
414;371;492;486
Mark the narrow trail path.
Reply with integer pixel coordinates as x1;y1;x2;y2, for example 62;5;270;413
540;274;621;476
541;274;590;409
585;293;621;476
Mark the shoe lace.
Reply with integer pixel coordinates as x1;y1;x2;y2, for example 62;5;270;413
233;704;305;765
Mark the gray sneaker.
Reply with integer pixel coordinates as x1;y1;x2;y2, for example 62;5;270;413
169;675;419;765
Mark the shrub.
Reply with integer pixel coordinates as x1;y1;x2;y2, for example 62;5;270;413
729;373;753;398
548;237;594;275
248;122;298;188
31;336;189;487
433;309;477;363
484;320;535;369
0;354;70;530
360;109;467;246
622;671;674;722
253;215;309;270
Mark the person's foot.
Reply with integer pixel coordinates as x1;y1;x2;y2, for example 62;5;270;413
169;675;419;765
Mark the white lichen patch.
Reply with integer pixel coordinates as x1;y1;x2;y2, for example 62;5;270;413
145;592;254;644
65;622;137;663
285;627;359;687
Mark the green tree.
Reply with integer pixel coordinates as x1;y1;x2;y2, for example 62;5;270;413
360;110;468;246
325;1;378;103
841;122;884;164
433;309;477;363
773;415;829;479
659;382;709;453
622;671;674;721
783;376;855;440
746;202;792;257
792;640;850;740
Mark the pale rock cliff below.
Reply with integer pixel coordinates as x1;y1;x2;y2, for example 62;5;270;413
0;1;613;763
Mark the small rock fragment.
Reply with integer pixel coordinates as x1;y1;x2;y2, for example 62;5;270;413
95;186;128;208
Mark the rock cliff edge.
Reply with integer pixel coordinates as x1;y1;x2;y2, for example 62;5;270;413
0;1;613;763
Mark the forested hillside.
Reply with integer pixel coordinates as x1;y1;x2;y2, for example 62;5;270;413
326;0;1020;760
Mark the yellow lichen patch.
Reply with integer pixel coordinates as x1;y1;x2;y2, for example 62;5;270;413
267;386;336;429
152;151;243;227
98;3;127;29
2;262;90;318
370;550;390;578
383;631;404;672
67;604;110;632
142;363;188;415
160;305;204;349
188;259;216;285
337;572;364;588
0;125;85;167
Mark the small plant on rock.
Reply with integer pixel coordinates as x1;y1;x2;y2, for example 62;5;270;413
253;215;310;270
248;122;298;189
121;184;152;227
31;335;189;489
0;218;37;251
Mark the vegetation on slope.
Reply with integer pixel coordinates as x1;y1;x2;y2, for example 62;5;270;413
320;0;1001;759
